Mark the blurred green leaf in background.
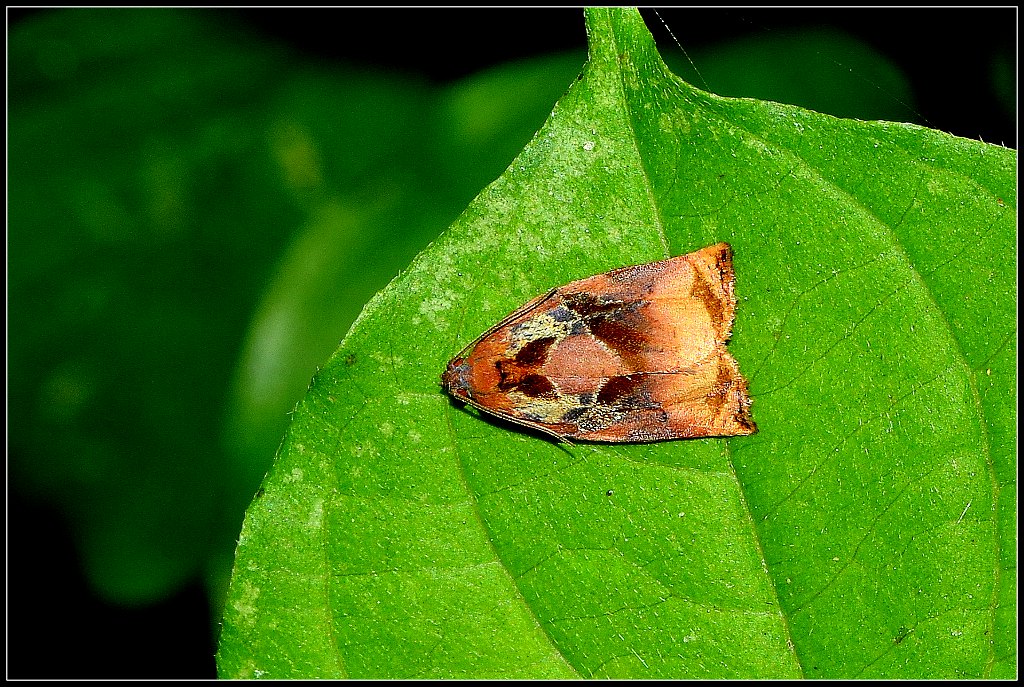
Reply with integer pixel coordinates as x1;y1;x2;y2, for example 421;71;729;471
8;7;586;678
7;6;1015;679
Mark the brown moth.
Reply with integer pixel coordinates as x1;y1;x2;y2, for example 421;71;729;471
441;242;756;442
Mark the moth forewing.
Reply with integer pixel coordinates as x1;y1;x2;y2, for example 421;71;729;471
441;243;756;442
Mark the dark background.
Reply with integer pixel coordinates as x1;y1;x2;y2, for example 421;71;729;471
7;7;1015;680
10;6;1013;145
241;7;1015;146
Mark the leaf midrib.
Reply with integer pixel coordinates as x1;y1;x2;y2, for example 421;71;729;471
605;6;1003;678
604;9;804;677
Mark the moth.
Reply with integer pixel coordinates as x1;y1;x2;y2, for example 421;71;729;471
441;242;756;442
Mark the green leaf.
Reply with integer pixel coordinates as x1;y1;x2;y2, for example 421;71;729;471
218;7;1015;679
224;50;588;500
8;8;301;603
8;8;586;612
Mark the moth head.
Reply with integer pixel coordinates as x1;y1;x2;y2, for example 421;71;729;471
441;356;472;399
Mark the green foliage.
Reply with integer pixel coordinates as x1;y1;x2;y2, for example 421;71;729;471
8;6;1015;680
8;8;583;606
218;7;1015;680
9;8;299;602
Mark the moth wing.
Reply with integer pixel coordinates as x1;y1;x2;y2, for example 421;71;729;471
576;349;755;442
552;243;738;375
655;349;755;437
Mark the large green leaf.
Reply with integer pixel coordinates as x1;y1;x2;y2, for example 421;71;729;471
8;8;586;612
218;8;1015;679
